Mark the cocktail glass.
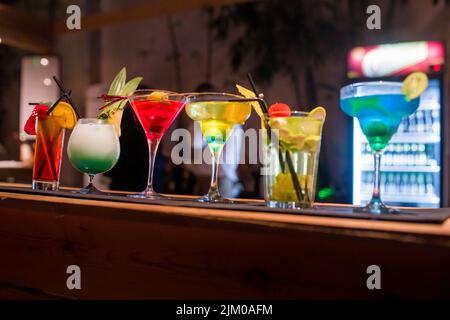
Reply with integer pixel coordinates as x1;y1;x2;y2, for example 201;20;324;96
67;119;120;194
185;93;252;203
32;114;65;191
264;110;325;209
128;90;186;199
340;82;420;214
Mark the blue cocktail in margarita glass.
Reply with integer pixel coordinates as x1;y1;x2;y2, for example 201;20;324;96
340;82;420;214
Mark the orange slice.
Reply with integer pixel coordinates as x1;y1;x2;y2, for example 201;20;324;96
50;101;77;129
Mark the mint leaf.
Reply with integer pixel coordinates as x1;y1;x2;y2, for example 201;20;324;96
120;77;143;96
108;67;126;95
98;73;143;119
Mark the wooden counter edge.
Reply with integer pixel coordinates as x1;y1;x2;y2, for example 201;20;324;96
1;189;450;246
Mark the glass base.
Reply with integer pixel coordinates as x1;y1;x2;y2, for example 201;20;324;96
127;188;163;200
354;200;398;215
267;200;314;210
72;183;102;195
32;180;59;191
198;194;233;204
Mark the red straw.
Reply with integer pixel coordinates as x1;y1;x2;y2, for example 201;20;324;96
98;94;128;110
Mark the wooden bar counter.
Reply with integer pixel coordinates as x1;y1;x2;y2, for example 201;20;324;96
0;183;450;300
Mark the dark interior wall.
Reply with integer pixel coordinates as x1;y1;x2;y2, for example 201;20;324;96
0;46;22;161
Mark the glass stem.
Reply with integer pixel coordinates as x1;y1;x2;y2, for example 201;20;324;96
147;139;160;193
371;151;382;203
209;148;223;197
88;174;94;187
83;174;97;194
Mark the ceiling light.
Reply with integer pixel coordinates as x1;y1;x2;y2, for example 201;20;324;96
40;58;49;66
43;78;52;86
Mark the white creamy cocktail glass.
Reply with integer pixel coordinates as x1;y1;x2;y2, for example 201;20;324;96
68;118;120;194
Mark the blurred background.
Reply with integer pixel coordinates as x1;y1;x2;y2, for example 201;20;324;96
0;0;449;206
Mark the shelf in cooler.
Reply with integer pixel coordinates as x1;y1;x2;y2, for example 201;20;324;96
360;165;440;173
418;102;440;111
361;134;440;144
360;193;440;205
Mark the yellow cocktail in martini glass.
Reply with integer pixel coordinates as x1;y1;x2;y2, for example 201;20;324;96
185;93;252;203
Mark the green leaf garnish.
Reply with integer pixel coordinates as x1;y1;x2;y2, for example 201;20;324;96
108;67;126;96
98;69;143;120
121;77;143;96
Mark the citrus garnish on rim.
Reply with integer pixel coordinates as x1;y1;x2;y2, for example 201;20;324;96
309;106;326;121
402;72;429;101
50;101;78;129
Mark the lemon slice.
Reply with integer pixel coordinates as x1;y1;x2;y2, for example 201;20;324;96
148;91;169;101
290;133;306;149
402;72;428;101
236;84;264;118
50;101;77;129
108;109;124;137
305;136;321;152
309;106;326;121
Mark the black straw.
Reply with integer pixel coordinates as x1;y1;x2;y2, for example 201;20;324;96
47;95;66;115
285;151;304;202
47;77;81;118
53;76;66;94
247;73;269;113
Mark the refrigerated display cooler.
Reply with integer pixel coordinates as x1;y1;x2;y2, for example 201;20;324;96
347;41;445;208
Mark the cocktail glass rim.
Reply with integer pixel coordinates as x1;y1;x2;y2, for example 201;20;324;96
75;118;110;125
129;89;183;100
340;81;405;99
264;110;323;119
185;92;261;103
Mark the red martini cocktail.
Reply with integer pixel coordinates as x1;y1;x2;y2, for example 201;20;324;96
128;90;185;199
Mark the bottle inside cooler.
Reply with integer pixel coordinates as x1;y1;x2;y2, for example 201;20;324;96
357;79;441;208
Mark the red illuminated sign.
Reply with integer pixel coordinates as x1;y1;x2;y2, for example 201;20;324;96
347;41;445;78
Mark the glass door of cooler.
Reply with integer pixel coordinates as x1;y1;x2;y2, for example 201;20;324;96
353;79;442;208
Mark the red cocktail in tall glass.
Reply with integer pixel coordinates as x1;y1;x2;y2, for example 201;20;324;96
128;90;185;199
32;113;65;190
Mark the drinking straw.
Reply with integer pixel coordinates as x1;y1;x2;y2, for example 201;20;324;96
47;76;81;118
247;73;303;202
247;73;285;172
247;74;269;112
285;151;303;203
29;102;52;106
47;94;66;114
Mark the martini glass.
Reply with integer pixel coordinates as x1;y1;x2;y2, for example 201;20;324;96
128;89;186;199
185;93;252;203
340;82;420;214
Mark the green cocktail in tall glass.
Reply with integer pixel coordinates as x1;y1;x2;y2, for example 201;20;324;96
185;93;252;203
